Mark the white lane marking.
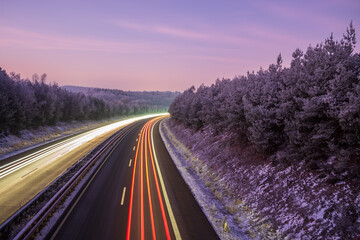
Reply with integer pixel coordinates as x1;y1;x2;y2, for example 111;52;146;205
121;187;126;205
21;168;38;178
151;120;182;240
136;138;138;141
133;146;136;151
129;159;132;167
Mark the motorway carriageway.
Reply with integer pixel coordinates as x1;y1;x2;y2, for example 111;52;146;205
52;116;219;240
0;114;165;224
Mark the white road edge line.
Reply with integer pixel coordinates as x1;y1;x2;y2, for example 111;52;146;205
121;187;126;205
151;119;182;240
129;159;132;167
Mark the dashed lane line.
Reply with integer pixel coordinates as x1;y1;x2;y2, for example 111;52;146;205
121;187;126;205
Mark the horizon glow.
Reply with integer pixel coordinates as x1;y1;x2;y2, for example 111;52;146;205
0;0;359;91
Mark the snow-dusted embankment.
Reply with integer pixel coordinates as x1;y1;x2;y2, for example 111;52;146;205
160;119;279;240
161;118;360;240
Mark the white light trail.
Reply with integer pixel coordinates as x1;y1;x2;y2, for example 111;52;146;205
0;113;167;179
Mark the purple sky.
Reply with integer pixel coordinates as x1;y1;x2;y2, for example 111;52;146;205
1;0;359;91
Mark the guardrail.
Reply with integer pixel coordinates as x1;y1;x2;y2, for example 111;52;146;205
12;123;136;240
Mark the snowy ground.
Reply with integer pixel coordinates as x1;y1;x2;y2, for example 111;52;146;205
163;118;360;240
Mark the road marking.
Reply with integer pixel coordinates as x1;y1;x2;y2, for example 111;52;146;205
136;138;138;141
21;168;38;178
121;187;126;205
129;159;132;167
133;146;135;151
151;119;182;240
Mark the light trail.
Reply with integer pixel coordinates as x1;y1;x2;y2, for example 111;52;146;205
145;123;157;240
140;123;145;240
147;118;171;240
126;118;167;239
126;127;142;240
126;116;177;240
0;114;166;179
150;118;182;240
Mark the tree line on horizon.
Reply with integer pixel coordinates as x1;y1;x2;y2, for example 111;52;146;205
62;85;177;113
169;23;360;176
0;69;176;135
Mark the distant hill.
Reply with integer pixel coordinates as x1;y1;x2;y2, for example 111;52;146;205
62;85;179;110
0;67;179;135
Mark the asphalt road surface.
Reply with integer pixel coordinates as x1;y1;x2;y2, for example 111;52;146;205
0;115;163;224
52;117;219;240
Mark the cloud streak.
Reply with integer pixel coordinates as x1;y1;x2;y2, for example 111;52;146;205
110;20;256;46
258;2;350;31
109;19;317;50
0;26;159;53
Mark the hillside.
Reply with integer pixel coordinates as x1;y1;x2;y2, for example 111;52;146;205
62;85;178;112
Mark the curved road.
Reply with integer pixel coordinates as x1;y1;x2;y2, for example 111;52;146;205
0;114;164;224
51;117;219;240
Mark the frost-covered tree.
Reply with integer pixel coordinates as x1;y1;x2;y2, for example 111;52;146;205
0;68;176;135
169;23;360;175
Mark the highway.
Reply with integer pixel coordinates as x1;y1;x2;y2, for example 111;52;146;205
51;117;219;240
0;114;164;224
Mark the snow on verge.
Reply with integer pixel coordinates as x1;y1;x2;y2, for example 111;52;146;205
160;119;254;240
163;118;360;240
